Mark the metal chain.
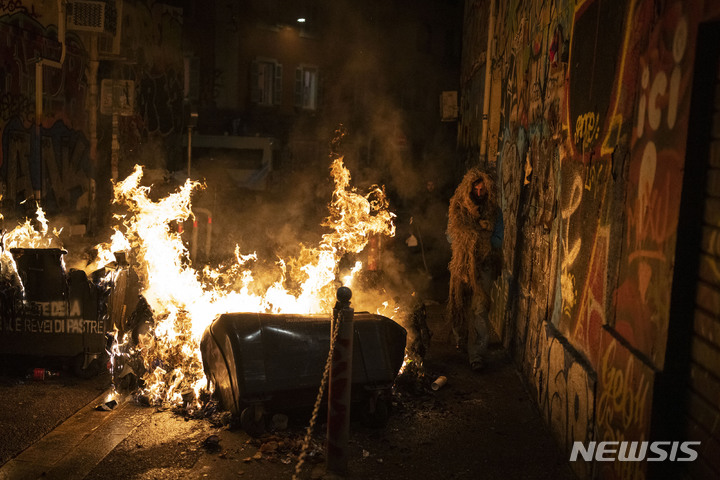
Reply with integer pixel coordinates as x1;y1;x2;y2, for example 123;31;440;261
292;311;343;480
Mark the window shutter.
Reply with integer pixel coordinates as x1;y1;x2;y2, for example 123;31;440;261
250;60;260;103
294;67;303;107
273;63;283;105
317;69;323;112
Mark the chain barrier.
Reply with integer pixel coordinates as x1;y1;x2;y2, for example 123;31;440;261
292;310;343;480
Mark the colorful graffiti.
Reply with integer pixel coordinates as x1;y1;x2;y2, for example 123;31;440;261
615;1;700;368
566;0;629;160
460;0;707;477
534;324;596;480
595;331;654;480
121;1;184;139
0;1;186;217
0;12;89;133
499;128;525;272
0;7;89;211
2;118;90;212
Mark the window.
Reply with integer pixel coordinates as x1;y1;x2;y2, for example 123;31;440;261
295;65;318;110
251;58;282;106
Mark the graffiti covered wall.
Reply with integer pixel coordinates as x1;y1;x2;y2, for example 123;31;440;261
0;1;90;217
111;0;184;177
0;0;184;225
460;0;709;478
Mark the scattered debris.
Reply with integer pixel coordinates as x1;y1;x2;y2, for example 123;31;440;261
431;375;447;391
95;399;118;411
260;441;278;453
202;434;221;452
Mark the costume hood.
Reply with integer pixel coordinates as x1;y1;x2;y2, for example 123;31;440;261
446;167;498;311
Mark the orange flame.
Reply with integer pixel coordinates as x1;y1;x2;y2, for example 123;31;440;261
109;156;396;405
0;204;64;289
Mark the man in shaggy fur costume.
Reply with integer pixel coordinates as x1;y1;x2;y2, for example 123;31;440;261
446;167;501;371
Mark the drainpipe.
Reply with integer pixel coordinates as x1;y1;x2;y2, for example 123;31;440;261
33;0;68;203
479;0;495;161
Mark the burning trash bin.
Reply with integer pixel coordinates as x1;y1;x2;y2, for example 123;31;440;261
0;247;109;377
200;311;406;434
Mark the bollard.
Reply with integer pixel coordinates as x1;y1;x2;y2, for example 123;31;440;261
326;286;354;476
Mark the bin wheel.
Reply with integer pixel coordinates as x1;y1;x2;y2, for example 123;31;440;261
240;406;266;437
361;392;390;428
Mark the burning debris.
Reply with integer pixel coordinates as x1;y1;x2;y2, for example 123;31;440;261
0;203;117;378
0;134;434;449
102;149;399;409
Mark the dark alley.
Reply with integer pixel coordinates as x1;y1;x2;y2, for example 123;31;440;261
1;1;720;479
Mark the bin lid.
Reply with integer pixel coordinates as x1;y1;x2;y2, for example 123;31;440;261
9;247;68;256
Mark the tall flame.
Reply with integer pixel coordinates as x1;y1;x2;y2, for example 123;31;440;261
110;155;396;405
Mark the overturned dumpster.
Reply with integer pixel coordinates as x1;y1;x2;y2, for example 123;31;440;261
0;248;109;376
200;311;406;433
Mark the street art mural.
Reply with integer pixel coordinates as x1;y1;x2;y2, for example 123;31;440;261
120;1;184;139
103;1;184;178
595;331;654;480
566;0;629;161
533;321;596;480
0;6;89;215
2;118;90;213
615;1;700;369
0;1;185;220
499;128;525;275
460;0;705;478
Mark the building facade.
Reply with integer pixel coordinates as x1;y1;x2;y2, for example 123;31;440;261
459;0;720;478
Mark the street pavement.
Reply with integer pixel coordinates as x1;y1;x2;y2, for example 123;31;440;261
0;304;577;480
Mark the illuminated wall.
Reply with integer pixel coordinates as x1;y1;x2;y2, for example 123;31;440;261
460;0;720;478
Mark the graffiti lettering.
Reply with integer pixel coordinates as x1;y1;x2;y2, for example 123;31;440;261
2;316;104;334
602;114;624;155
596;341;651;480
560;174;583;316
0;0;36;16
636;19;686;137
584;162;604;192
575;112;600;151
598;348;649;430
500;134;523;271
137;71;183;136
